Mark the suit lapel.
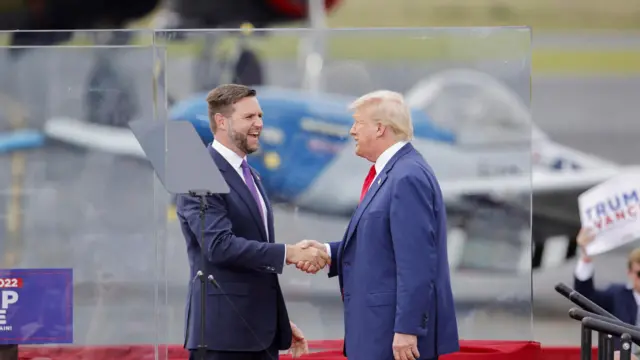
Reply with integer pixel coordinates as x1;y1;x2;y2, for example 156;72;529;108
344;143;414;248
344;171;389;248
251;167;274;243
624;288;638;324
209;146;267;241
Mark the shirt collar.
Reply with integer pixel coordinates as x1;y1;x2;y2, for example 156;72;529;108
212;140;245;171
374;141;408;175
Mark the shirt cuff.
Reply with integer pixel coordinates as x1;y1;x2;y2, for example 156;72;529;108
283;244;287;268
575;258;595;281
324;244;331;272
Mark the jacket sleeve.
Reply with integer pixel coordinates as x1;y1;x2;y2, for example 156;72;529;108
327;241;342;278
574;272;616;313
389;174;436;336
177;193;286;274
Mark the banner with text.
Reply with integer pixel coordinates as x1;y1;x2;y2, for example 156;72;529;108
0;268;73;345
579;172;640;256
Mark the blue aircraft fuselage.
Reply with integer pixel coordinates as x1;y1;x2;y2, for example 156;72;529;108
168;86;455;202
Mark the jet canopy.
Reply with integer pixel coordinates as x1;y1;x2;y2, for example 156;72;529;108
404;69;544;145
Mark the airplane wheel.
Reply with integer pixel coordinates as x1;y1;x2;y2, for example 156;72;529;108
531;214;580;270
84;59;138;127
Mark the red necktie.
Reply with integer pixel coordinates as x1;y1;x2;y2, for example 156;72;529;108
360;165;377;202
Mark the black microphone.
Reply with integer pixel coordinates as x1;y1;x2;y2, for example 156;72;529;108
555;282;572;298
569;307;640;346
555;282;617;319
583;317;640;344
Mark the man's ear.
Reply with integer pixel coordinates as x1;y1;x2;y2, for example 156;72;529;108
214;113;226;131
376;122;387;138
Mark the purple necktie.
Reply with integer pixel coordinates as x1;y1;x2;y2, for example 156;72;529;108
240;159;264;222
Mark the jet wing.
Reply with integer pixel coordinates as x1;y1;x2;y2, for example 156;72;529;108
441;166;640;227
441;167;640;197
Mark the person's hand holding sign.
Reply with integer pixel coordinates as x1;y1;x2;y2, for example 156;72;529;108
577;227;596;262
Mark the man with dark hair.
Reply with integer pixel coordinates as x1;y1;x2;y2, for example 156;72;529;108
206;84;258;135
176;84;330;360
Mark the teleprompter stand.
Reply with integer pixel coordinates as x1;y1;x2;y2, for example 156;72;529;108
128;120;230;360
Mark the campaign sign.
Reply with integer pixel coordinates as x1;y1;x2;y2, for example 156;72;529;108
0;268;73;345
579;172;640;256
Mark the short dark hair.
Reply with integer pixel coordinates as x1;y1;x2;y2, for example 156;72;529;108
206;84;257;133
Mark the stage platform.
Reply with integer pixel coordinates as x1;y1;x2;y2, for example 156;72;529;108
15;339;600;360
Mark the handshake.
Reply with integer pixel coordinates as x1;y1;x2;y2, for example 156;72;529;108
285;240;330;274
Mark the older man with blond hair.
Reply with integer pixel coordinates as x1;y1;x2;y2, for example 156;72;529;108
298;90;460;360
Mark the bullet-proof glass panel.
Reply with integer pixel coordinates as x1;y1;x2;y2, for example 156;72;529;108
0;29;169;358
156;26;533;351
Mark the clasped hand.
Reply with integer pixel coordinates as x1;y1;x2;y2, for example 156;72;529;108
286;240;329;274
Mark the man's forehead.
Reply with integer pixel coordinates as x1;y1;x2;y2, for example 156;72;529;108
353;105;374;116
239;105;263;115
233;97;262;114
352;109;373;123
352;108;368;119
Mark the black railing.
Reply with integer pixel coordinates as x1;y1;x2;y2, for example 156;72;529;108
555;283;638;360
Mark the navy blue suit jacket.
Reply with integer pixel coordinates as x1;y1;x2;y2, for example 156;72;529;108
328;143;460;360
176;146;292;352
574;274;637;350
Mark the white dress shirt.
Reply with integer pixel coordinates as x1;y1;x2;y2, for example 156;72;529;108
212;140;287;265
324;141;409;257
212;140;269;236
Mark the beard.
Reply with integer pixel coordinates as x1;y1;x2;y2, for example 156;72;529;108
229;128;259;155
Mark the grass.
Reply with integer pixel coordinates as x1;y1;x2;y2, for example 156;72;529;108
327;0;640;30
533;49;640;74
76;0;640;74
2;0;640;73
145;31;640;74
153;29;533;60
2;29;638;74
127;0;640;30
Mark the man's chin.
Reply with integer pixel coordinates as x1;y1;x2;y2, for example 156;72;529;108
354;146;364;158
246;144;260;155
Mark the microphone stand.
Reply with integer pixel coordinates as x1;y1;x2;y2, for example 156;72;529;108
189;190;219;360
